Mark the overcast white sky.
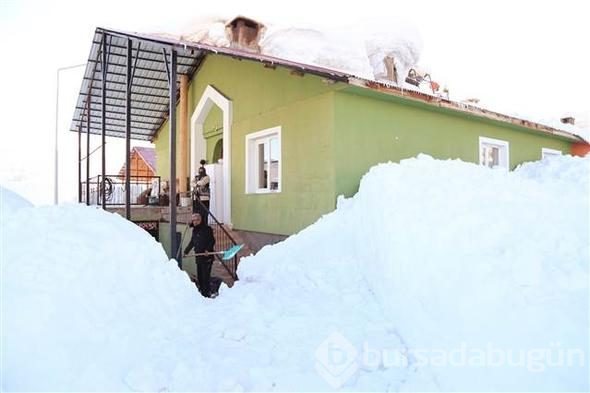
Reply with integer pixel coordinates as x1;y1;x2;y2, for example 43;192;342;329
0;0;588;205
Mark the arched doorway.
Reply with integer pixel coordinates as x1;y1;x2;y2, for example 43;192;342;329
190;85;233;225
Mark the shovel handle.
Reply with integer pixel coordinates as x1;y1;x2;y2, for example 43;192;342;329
183;251;222;258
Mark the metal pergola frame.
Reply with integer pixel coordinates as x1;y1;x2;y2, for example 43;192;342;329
71;28;204;259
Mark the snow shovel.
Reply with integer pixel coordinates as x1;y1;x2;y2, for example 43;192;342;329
175;224;191;261
183;244;244;261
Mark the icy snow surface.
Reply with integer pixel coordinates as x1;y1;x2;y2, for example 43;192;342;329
1;155;589;391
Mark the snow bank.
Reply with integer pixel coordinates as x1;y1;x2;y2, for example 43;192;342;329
345;155;589;390
233;154;589;391
2;156;588;391
1;204;204;391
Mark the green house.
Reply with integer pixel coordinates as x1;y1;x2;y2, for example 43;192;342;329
71;24;588;251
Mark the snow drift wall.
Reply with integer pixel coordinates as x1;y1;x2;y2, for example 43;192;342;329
345;155;589;390
1;202;205;391
1;155;588;391
236;155;589;391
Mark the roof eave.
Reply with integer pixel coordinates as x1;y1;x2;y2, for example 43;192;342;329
347;77;584;143
72;27;584;144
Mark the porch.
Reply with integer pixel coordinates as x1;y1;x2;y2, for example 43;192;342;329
81;182;248;288
71;28;264;293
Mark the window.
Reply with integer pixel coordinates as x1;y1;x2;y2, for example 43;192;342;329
246;127;281;193
541;148;562;159
479;136;509;169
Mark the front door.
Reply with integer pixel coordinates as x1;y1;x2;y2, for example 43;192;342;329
205;163;224;223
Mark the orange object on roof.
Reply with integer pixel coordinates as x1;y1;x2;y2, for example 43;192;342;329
571;142;590;157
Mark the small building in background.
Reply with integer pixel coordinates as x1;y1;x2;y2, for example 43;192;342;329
118;147;157;181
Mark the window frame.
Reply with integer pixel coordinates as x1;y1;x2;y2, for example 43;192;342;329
541;148;562;159
245;126;282;194
479;136;510;170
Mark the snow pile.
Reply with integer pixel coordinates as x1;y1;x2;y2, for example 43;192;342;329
364;21;423;85
235;154;589;391
2;155;588;391
260;26;375;80
179;17;230;48
343;155;589;390
1;203;204;391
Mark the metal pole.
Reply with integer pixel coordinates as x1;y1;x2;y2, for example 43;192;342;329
86;100;90;205
101;34;107;210
125;38;132;220
78;123;82;203
54;63;86;205
54;69;60;205
168;49;178;261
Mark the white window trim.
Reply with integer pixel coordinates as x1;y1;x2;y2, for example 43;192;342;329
541;148;562;159
479;136;510;170
245;126;282;194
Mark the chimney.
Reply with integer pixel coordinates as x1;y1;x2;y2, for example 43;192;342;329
560;116;575;125
225;16;265;52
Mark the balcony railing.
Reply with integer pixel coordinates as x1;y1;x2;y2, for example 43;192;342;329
81;175;161;206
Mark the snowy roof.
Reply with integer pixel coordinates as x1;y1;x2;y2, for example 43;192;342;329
133;146;157;173
70;27;587;144
118;146;157;175
69;27;348;142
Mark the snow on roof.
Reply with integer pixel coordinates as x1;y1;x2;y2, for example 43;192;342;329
118;147;157;176
76;22;584;144
176;15;422;83
168;15;586;143
454;100;590;143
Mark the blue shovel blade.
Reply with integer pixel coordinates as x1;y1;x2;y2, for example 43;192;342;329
222;244;244;260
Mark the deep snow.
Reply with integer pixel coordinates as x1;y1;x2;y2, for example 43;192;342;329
1;155;589;391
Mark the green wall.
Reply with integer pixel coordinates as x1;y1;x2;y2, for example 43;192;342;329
333;88;572;197
154;53;573;236
154;55;341;235
232;91;336;235
203;106;223;164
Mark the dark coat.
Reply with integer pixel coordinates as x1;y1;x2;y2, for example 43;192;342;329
184;222;215;260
